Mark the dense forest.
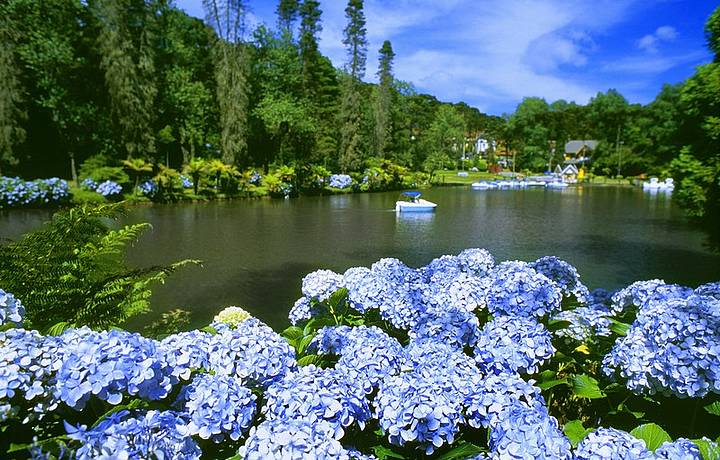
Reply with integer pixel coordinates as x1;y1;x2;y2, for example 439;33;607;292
0;1;718;236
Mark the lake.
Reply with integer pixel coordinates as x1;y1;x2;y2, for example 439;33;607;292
2;185;719;331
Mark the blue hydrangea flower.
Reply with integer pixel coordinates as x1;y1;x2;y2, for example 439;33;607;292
374;371;465;455
456;248;495;276
180;175;193;188
574;427;653;460
239;419;352;460
483;261;563;317
410;303;481;349
610;279;668;314
695;282;720;300
207;319;296;388
531;255;589;302
263;365;371;439
301;269;344;302
249;171;262;185
137;179;158;197
312;326;407;390
55;328;177;409
161;330;213;380
0;328;61;419
405;339;481;387
175;373;256;442
474;316;555;375
95;180;123;197
289;297;315;325
0;177;69;208
329;174;353;189
80;178;97;191
0;289;25;326
654;438;702;459
551;305;612;343
603;296;720;398
463;373;544;429
488;403;571;459
66;410;200;460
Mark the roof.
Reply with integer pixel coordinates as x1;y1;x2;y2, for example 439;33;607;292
565;140;598;154
401;191;422;198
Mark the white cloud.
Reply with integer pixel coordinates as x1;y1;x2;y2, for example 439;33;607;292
602;50;705;74
637;25;678;53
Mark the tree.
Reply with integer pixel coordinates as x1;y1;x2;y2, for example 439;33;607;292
96;0;158;160
507;97;551;171
706;5;720;61
423;105;465;180
276;0;300;39
338;0;368;172
203;0;249;166
374;40;395;159
0;9;25;175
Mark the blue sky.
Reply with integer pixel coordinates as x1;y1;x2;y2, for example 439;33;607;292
174;0;717;115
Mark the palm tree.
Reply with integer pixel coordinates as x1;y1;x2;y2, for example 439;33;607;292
183;158;207;195
122;158;153;194
206;159;236;191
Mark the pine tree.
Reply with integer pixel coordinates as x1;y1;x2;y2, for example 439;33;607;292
0;8;26;174
374;40;395;159
96;0;157;160
203;0;249;166
277;0;300;39
299;0;323;100
338;0;367;172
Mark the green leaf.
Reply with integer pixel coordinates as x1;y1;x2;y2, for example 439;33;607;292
609;319;631;336
297;334;315;354
704;401;720;417
538;378;570;390
327;288;349;309
44;321;73;336
297;354;321;366
92;399;149;428
563;420;594;448
282;326;304;341
692;438;720;460
546;319;572;332
435;441;484;460
199;325;217;335
630;423;672;452
572;374;606;399
371;445;406;459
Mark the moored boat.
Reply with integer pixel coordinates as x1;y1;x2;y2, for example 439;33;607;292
395;191;437;212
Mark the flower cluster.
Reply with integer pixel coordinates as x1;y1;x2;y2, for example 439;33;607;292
137;179;158;197
95;180;123;197
374;371;464;454
574;427;653;459
463;373;544;429
0;176;70;208
263;365;371;439
0;289;25;326
483;261;563;317
66;410;201;460
312;326;406;389
488;403;572;459
603;294;720;398
80;178;97;190
175;373;256;442
474;316;555;375
249;171;262;185
329;174;353;189
552;305;612;343
531;255;589;302
609;279;667;314
55;328;177;409
654;438;702;459
180;175;193;188
240;419;352;460
206;319;297;388
161;330;213;380
213;305;252;327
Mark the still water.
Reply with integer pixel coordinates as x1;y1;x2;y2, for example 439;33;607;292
2;185;719;330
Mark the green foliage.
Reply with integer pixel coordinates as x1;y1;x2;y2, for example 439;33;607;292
143;308;192;338
563;420;594;448
0;203;199;330
630;423;672;452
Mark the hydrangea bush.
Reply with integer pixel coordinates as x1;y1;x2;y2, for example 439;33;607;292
0;176;70;209
1;248;720;459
